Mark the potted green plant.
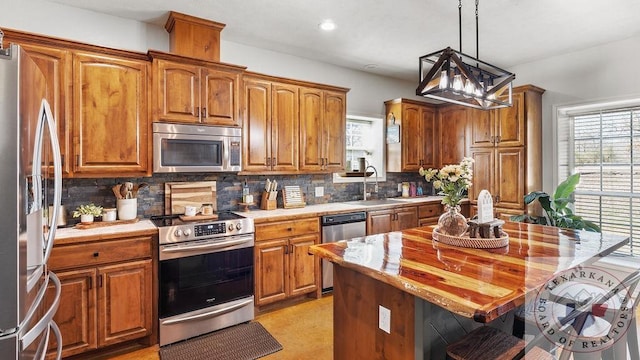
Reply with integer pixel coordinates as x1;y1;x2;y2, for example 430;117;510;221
510;173;600;232
73;203;103;224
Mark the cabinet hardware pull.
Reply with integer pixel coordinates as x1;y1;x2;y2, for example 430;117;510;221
272;157;276;166
195;107;200;118
284;244;289;255
93;252;99;257
266;157;271;166
497;135;501;143
490;136;495;144
202;107;207;119
98;274;103;288
496;195;500;203
75;155;79;166
287;227;293;231
289;244;293;254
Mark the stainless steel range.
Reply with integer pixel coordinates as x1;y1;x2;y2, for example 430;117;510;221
152;212;255;346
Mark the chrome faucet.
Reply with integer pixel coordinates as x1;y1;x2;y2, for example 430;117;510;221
363;165;379;201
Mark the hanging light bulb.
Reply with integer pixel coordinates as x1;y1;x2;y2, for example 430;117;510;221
452;74;463;91
464;78;475;97
439;70;449;89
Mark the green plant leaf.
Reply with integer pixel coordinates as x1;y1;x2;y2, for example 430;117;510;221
582;220;601;232
554;173;580;200
510;214;528;222
524;191;547;205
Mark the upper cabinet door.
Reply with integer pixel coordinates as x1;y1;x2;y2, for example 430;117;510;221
323;90;346;171
73;53;149;176
155;60;200;123
495;92;525;147
299;87;324;171
271;83;299;172
243;78;272;172
469;108;493;148
438;106;468;166
21;44;72;176
401;104;422;171
202;68;240;126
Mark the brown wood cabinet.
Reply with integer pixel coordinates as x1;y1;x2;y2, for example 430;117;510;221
470;92;525;148
242;76;299;172
468;85;545;217
72;52;150;177
20;43;72;175
150;53;245;127
47;235;154;359
437;106;469;166
418;202;442;226
366;206;418;235
254;217;320;306
385;99;437;172
299;88;346;172
9;32;151;178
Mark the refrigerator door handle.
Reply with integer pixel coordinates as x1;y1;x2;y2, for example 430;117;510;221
21;271;61;351
39;99;62;264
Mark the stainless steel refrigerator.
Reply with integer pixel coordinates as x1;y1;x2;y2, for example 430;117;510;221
0;42;63;359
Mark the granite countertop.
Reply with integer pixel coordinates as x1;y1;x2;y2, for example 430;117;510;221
236;196;446;222
54;219;157;244
51;196;450;239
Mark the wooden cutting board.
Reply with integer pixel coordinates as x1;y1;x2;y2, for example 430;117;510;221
164;181;217;215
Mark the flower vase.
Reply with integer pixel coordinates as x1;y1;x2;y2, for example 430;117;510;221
438;205;467;236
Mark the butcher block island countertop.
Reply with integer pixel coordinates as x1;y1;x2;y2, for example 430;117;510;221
309;222;629;359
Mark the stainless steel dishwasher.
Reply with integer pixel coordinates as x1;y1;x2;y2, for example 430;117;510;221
321;211;367;291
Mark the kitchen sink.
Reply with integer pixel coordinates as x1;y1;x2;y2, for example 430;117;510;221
348;198;406;206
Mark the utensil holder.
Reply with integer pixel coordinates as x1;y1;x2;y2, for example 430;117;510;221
117;198;137;220
260;191;276;210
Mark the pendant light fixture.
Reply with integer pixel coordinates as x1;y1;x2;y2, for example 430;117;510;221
416;0;515;110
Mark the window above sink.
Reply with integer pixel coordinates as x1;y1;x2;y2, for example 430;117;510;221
333;114;386;184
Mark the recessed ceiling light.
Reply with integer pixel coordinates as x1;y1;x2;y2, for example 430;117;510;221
319;19;336;31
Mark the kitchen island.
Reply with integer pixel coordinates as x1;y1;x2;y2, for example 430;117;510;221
309;222;629;359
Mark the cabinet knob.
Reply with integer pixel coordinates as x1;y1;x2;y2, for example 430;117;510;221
93;252;99;257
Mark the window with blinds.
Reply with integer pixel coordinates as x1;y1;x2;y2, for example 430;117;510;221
558;106;640;255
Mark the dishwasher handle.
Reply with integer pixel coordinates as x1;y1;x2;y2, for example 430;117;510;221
322;212;367;226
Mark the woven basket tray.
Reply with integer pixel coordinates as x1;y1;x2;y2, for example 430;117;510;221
432;227;509;249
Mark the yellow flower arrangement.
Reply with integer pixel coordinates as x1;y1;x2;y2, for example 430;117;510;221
419;157;474;207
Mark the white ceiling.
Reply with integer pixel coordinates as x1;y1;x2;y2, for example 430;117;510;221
49;0;640;81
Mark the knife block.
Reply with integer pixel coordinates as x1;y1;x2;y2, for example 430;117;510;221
260;191;277;210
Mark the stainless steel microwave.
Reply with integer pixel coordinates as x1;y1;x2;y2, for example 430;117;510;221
153;123;242;173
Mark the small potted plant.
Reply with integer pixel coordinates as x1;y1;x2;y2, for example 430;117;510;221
73;203;103;224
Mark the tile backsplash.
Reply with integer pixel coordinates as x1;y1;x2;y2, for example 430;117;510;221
58;172;432;222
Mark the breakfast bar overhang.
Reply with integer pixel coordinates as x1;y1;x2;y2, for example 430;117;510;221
309;222;629;359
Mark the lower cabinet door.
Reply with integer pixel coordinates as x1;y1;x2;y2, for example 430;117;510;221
46;268;97;359
289;234;319;297
97;260;152;347
367;210;394;235
393;207;418;231
255;239;288;305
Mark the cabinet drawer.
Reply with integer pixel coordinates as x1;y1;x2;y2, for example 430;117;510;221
49;236;152;270
256;218;319;241
418;203;442;219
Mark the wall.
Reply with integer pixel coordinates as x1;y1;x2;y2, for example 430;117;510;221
509;34;640;193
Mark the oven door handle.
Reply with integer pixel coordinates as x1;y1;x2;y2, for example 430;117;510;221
162;237;253;254
161;298;254;325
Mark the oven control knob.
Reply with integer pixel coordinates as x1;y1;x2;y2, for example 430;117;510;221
236;223;242;230
174;229;183;237
228;224;235;231
183;229;192;237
